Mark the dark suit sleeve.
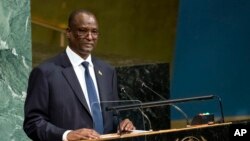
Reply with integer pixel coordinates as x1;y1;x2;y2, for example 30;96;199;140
23;67;66;141
112;69;119;101
111;68;120;131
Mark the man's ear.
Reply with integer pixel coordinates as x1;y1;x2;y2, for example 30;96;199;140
66;28;70;38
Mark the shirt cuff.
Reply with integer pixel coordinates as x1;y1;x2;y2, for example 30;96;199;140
62;130;72;141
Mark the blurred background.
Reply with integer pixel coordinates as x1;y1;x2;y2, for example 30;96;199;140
31;0;178;67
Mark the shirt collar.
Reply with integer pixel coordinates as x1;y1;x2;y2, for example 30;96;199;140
66;46;93;67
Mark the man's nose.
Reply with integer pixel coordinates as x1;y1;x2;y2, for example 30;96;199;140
85;32;94;40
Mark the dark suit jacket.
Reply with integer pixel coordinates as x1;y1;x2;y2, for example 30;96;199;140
23;52;119;141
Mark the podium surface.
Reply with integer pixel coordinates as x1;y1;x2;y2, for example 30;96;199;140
82;122;232;141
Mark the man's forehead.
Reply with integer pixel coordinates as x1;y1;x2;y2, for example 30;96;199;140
75;13;95;20
74;13;97;25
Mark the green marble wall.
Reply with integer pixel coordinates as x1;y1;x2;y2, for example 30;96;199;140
0;0;31;140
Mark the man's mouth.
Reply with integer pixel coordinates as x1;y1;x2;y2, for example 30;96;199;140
84;44;93;47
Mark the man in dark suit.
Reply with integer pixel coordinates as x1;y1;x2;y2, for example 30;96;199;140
23;9;135;141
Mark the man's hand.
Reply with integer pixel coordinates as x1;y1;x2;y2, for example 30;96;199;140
117;119;136;133
67;128;100;141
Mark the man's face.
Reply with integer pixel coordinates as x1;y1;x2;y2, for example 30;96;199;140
67;13;99;59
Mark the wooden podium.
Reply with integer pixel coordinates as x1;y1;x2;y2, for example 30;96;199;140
82;122;232;141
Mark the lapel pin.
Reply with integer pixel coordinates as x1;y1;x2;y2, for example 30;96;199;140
98;70;102;76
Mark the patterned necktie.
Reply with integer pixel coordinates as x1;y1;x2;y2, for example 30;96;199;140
82;61;104;134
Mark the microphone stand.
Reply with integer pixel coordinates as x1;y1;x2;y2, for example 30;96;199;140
107;95;214;111
120;87;153;131
140;81;190;127
113;109;122;136
214;95;225;123
140;81;225;124
107;95;225;124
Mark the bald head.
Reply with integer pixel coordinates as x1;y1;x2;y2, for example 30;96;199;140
68;9;97;28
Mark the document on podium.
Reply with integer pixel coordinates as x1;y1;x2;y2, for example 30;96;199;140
100;130;152;140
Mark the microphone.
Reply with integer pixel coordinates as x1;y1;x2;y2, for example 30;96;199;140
136;78;167;100
136;78;191;127
119;85;153;131
119;85;134;100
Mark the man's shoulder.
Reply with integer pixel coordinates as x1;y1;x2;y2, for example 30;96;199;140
33;52;68;72
92;57;114;70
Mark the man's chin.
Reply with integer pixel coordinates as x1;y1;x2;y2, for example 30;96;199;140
82;48;93;53
78;49;92;57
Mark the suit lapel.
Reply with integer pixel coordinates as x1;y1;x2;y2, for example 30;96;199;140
93;60;107;102
59;52;91;115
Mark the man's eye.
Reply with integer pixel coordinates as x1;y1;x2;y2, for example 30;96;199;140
78;29;88;33
92;30;98;34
